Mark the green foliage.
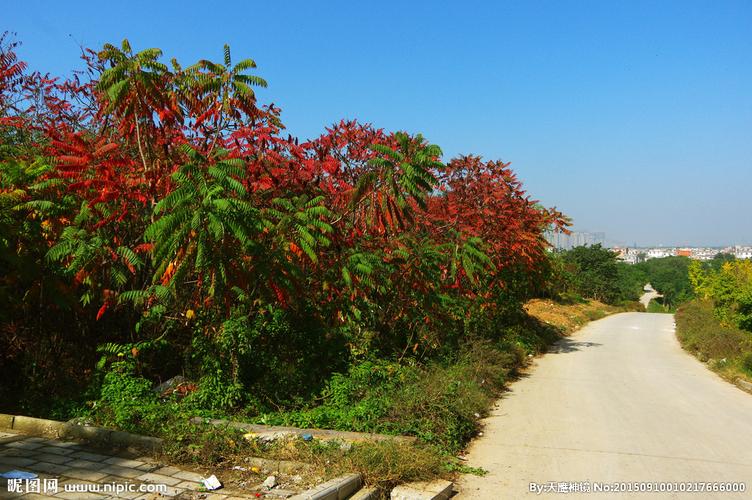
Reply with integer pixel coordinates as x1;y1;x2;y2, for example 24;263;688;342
185;43;268;118
145;146;264;302
261;359;406;431
646;297;669;313
263;194;333;264
549;249;697;309
676;299;752;383
742;352;752;376
615;262;648;303
95;365;160;432
185;373;245;412
635;256;694;309
252;327;553;454
353;132;441;231
558;245;621;304
689;257;752;331
181;307;348;412
98;40;169;116
538;247;648;308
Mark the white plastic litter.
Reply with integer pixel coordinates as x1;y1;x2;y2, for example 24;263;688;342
262;475;277;489
202;474;222;491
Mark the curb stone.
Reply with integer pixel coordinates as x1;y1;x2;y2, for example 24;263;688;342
11;415;66;437
190;417;415;445
350;486;381;499
390;480;453;500
289;473;362;500
0;413;163;451
0;414;14;429
735;378;752;394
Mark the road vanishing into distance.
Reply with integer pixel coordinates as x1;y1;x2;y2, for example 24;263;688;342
459;312;752;499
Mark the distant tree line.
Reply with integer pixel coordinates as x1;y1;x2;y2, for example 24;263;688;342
543;244;709;309
543;244;643;305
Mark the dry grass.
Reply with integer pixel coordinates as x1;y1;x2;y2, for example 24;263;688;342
262;439;444;489
160;422;443;493
524;298;621;335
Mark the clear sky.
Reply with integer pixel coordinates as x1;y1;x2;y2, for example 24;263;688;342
5;0;751;247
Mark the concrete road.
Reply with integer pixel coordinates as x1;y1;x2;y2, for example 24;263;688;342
640;284;661;309
458;313;752;499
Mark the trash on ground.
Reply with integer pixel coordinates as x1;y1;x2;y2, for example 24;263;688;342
202;474;223;491
232;465;247;471
244;430;298;444
0;470;38;480
154;375;197;398
262;475;277;490
301;433;313;441
243;432;257;441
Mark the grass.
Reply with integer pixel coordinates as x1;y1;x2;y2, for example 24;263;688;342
524;298;627;334
675;299;752;384
158;421;445;492
144;337;531;490
647;297;674;313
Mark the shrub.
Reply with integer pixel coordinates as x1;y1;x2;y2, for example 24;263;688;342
637;256;694;309
741;352;752;376
95;365;160;432
675;299;752;383
554;245;641;305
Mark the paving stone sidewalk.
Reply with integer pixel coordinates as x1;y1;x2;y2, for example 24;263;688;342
0;431;255;499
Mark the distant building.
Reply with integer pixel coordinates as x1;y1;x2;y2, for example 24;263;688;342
608;245;752;264
646;248;674;259
613;246;643;264
545;230;605;250
730;246;752;259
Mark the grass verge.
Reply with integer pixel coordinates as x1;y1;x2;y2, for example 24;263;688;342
524;298;627;334
160;423;445;492
675;299;752;385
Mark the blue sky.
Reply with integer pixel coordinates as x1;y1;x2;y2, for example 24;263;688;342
5;0;751;246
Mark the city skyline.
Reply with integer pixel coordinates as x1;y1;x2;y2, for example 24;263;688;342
550;227;752;249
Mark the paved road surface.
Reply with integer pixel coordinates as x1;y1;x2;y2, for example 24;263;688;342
640;284;661;309
459;313;752;499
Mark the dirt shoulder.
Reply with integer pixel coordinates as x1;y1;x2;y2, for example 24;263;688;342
524;298;623;335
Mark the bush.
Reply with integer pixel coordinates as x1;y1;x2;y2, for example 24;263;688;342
386;353;496;451
742;353;752;376
95;365;161;433
553;245;643;305
637;256;694;309
675;299;752;382
252;323;555;454
690;259;752;331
